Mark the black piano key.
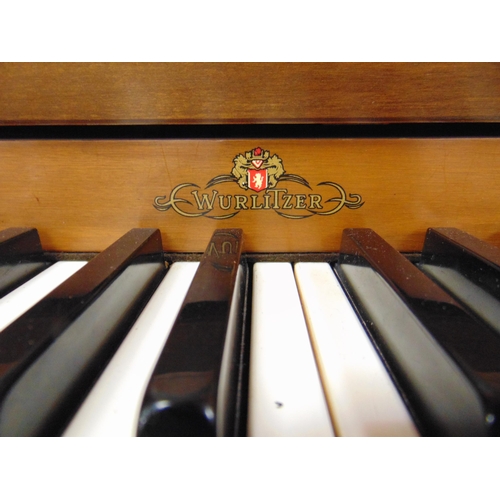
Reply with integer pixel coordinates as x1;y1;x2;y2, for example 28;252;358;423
335;228;500;436
0;227;50;298
138;228;246;437
0;228;166;436
419;228;500;333
0;227;42;257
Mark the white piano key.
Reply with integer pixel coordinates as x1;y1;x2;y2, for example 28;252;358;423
0;261;87;332
294;262;419;437
63;261;199;437
247;262;334;437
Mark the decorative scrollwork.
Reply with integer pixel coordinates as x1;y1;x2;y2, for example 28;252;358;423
153;147;364;219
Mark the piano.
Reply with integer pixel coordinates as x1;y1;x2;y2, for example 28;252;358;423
1;63;500;436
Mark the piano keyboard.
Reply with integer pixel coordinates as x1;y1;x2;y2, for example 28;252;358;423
0;225;499;436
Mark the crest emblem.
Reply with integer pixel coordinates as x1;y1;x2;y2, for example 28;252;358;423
230;147;285;191
248;169;268;192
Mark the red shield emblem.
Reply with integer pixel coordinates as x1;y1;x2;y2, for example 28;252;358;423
248;169;268;192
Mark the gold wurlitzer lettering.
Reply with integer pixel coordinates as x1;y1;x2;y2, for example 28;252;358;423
192;190;218;211
218;195;232;210
234;195;248;210
282;193;294;209
263;194;271;209
269;189;287;209
152;147;364;219
251;195;264;210
309;194;323;210
295;194;307;209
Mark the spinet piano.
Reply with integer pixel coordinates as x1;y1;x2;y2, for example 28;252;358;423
1;63;500;436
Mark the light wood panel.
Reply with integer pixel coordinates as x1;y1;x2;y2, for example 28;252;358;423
1;138;499;253
1;63;500;124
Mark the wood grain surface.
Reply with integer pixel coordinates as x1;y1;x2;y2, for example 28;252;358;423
1;63;500;125
1;138;499;253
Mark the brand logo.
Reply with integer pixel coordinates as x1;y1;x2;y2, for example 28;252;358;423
153;147;364;219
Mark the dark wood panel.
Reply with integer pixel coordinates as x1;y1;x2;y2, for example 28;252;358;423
1;63;500;125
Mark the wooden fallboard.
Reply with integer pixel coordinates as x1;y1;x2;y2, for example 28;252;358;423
1;137;500;253
1;63;500;125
